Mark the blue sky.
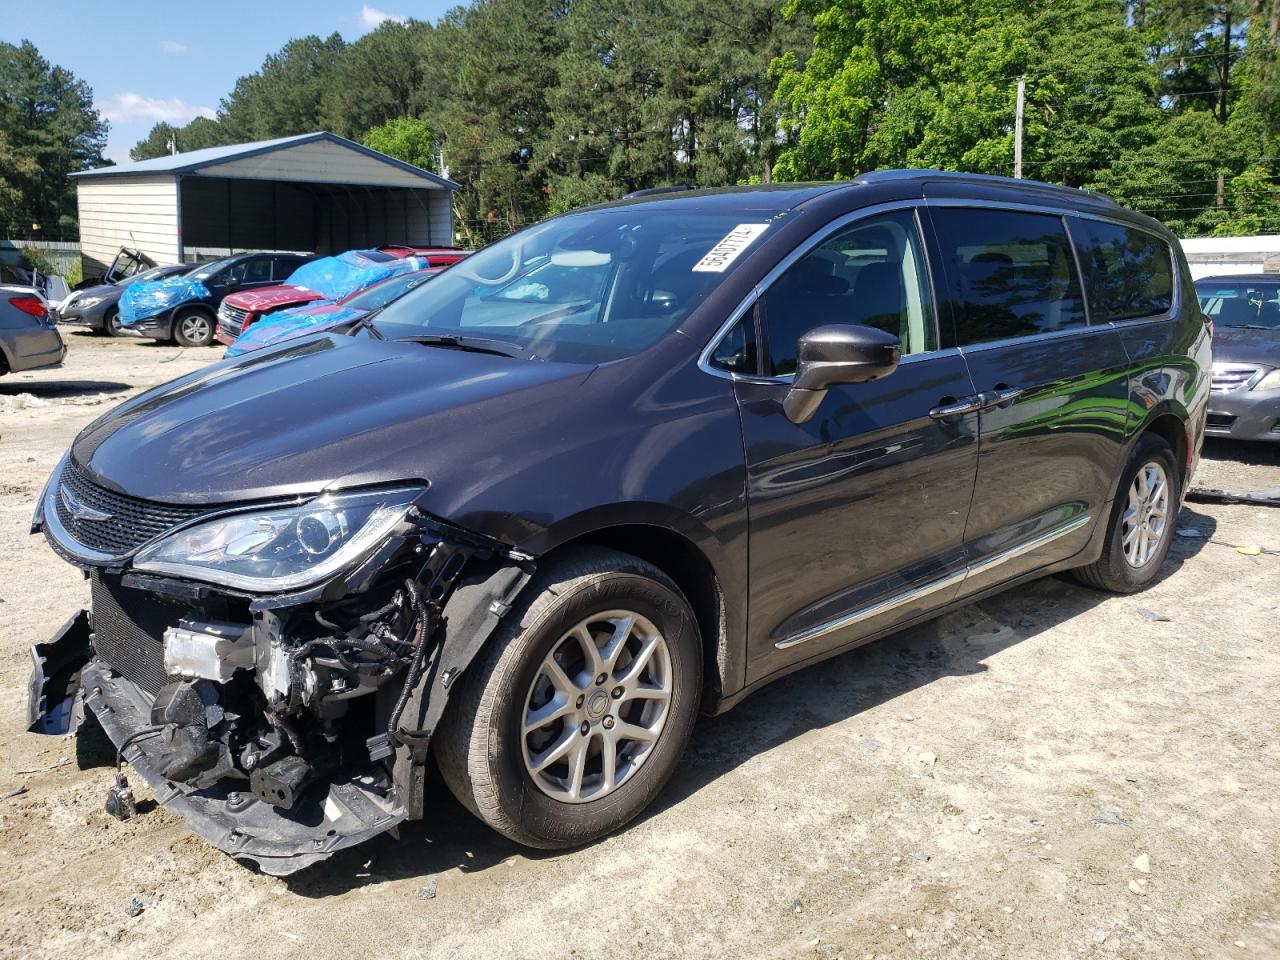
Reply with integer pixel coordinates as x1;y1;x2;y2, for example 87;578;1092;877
0;0;455;163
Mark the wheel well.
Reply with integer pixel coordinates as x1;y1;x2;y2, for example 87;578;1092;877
1141;413;1189;484
546;525;726;705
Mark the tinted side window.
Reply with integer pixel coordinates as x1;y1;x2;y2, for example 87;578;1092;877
932;208;1087;347
761;209;936;377
1068;219;1173;323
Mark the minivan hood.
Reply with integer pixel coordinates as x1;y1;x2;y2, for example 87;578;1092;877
1213;325;1280;367
71;333;593;505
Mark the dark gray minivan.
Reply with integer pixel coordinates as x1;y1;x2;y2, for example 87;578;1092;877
30;172;1210;874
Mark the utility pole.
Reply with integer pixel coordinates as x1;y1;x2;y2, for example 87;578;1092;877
1014;77;1026;179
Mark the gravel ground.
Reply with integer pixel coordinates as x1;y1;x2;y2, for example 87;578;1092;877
1;332;1277;960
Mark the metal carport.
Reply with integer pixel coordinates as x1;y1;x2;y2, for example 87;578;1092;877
71;132;459;275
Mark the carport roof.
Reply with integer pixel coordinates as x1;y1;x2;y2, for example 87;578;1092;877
71;131;459;190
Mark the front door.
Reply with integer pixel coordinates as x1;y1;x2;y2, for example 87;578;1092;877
724;208;981;685
925;205;1131;593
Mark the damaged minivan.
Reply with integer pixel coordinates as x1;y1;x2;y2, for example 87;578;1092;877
30;173;1209;875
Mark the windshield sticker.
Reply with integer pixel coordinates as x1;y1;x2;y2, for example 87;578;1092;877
692;224;770;273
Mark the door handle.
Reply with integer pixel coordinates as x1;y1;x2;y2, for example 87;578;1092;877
929;395;982;420
980;386;1023;410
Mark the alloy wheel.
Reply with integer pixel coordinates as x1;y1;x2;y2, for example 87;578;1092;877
521;610;672;803
180;315;211;344
1121;461;1169;568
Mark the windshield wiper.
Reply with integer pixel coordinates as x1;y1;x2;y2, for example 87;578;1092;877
344;310;386;340
400;334;525;358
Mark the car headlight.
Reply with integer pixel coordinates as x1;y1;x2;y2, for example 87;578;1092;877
133;486;425;592
1252;369;1280;392
76;295;104;309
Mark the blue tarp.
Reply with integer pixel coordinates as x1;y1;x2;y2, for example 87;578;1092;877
226;304;365;357
119;274;211;325
284;250;424;302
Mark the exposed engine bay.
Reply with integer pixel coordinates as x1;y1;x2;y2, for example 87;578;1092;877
29;509;532;875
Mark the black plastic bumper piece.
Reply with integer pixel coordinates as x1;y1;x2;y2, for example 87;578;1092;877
28;609;92;734
80;659;407;876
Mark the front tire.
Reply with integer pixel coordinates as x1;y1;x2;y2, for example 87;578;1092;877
173;309;214;347
1073;433;1180;593
435;547;702;848
102;308;123;337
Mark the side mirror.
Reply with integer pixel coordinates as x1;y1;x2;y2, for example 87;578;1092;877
221;279;239;292
782;324;901;424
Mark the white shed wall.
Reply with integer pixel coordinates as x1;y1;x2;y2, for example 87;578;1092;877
76;176;180;270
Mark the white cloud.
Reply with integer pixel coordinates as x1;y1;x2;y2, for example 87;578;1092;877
160;39;187;54
360;4;406;28
99;93;216;125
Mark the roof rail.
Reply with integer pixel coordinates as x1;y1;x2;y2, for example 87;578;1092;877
622;185;695;199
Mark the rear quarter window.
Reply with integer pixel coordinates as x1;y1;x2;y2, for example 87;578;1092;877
1067;219;1173;323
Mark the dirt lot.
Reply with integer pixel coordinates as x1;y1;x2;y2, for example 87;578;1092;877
1;331;1277;960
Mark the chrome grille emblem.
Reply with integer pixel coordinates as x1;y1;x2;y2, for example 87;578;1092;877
59;483;113;522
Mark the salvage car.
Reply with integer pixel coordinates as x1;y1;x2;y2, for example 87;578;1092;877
76;247;156;290
1;285;65;374
30;173;1209;875
122;252;312;346
225;267;441;357
376;244;470;267
1196;274;1280;441
57;263;194;336
215;249;422;348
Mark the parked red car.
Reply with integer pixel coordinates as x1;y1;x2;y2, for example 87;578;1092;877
216;248;457;346
215;284;326;345
376;245;469;266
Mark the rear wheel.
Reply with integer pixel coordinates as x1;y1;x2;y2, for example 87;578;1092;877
1073;433;1180;593
173;309;214;347
435;547;702;848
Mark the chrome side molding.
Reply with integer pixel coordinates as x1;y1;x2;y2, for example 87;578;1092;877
775;513;1093;650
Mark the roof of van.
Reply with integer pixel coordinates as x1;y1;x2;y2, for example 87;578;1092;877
598;170;1123;215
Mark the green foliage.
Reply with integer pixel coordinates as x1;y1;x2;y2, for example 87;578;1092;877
0;40;107;238
363;117;436;170
106;0;1277;239
19;244;54;275
772;0;1280;236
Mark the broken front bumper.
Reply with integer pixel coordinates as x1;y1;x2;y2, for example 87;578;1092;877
42;647;408;876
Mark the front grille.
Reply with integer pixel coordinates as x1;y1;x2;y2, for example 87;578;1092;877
53;459;206;557
90;572;182;695
1206;413;1237;430
218;303;248;341
1211;364;1259;392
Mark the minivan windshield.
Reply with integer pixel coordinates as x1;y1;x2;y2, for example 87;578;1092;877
1197;280;1280;329
374;209;777;363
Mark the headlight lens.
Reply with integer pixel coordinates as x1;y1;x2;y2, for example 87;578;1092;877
133;486;424;591
76;295;104;309
1252;369;1280;391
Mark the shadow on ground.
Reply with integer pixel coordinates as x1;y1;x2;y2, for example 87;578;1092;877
283;522;1213;896
1202;437;1280;468
0;379;130;397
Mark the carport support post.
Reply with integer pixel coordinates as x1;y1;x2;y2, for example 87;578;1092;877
175;176;185;262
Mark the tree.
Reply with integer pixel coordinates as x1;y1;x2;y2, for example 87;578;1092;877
0;40;107;237
219;34;348;141
325;20;434;138
364;117;436;170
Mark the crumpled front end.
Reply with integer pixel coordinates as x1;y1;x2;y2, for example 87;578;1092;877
29;456;532;875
